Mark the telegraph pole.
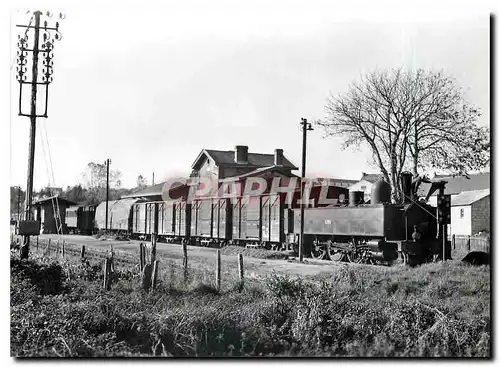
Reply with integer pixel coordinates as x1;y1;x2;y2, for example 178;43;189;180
299;118;313;262
105;159;111;232
17;186;21;223
15;11;63;259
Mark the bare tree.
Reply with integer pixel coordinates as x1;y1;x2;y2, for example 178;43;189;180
136;175;148;189
80;162;123;205
316;68;489;202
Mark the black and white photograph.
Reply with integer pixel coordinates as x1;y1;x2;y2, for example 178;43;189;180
7;0;492;358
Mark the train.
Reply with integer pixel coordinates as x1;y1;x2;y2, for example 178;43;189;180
65;205;96;235
84;172;446;266
93;184;350;250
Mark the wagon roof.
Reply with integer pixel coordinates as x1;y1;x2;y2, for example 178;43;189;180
122;181;185;199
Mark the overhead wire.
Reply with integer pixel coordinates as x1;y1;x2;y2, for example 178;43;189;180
43;120;65;243
39;118;64;244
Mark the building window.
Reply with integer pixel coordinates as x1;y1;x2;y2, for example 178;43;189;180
460;208;464;218
361;185;366;191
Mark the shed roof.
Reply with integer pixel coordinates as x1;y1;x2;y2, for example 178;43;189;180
33;196;76;206
360;173;384;183
451;189;490;206
192;149;298;170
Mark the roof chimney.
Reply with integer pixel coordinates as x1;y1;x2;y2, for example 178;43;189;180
234;145;248;164
274;149;284;166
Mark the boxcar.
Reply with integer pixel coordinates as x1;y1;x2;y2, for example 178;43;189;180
191;198;213;241
212;198;232;245
158;201;176;240
175;201;191;238
95;199;139;232
66;206;79;233
132;202;147;236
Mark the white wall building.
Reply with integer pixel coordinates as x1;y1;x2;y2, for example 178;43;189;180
422;173;490;236
348;173;383;202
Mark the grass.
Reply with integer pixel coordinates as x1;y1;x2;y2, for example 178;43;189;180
10;252;490;357
220;245;290;260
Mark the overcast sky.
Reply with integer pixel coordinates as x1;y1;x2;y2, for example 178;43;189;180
7;1;491;190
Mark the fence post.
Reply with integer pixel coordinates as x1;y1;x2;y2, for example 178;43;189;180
452;234;456;251
62;241;66;259
36;236;39;253
216;249;221;291
182;240;188;282
139;243;145;272
151;234;157;264
467;235;471;251
151;260;159;289
142;263;153;291
110;245;115;272
81;245;86;259
48;238;51;257
103;259;111;290
238;253;244;283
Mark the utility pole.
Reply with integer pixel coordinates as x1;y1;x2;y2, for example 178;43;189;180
299;118;313;262
152;172;155;185
17;186;21;223
16;11;63;259
105;159;111;232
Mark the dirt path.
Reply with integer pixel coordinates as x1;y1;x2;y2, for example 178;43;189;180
38;234;346;277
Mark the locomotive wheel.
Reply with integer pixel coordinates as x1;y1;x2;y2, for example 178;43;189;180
310;242;328;260
330;251;344;262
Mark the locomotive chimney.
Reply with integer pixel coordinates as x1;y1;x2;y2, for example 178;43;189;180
400;171;413;204
349;191;364;206
274;148;284;166
234;145;248;164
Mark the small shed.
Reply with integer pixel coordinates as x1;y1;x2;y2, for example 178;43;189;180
33;196;77;234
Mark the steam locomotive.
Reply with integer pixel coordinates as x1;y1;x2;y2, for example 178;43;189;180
291;173;445;266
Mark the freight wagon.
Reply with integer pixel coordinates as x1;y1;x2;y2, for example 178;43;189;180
65;205;96;235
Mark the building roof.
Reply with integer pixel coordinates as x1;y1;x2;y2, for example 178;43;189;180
123;181;185;199
236;165;299;179
33;196;76;206
360;173;384;183
192;149;298;170
451;189;490;206
418;172;490;196
310;177;358;186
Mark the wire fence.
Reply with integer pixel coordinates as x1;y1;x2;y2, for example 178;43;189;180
10;236;254;292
